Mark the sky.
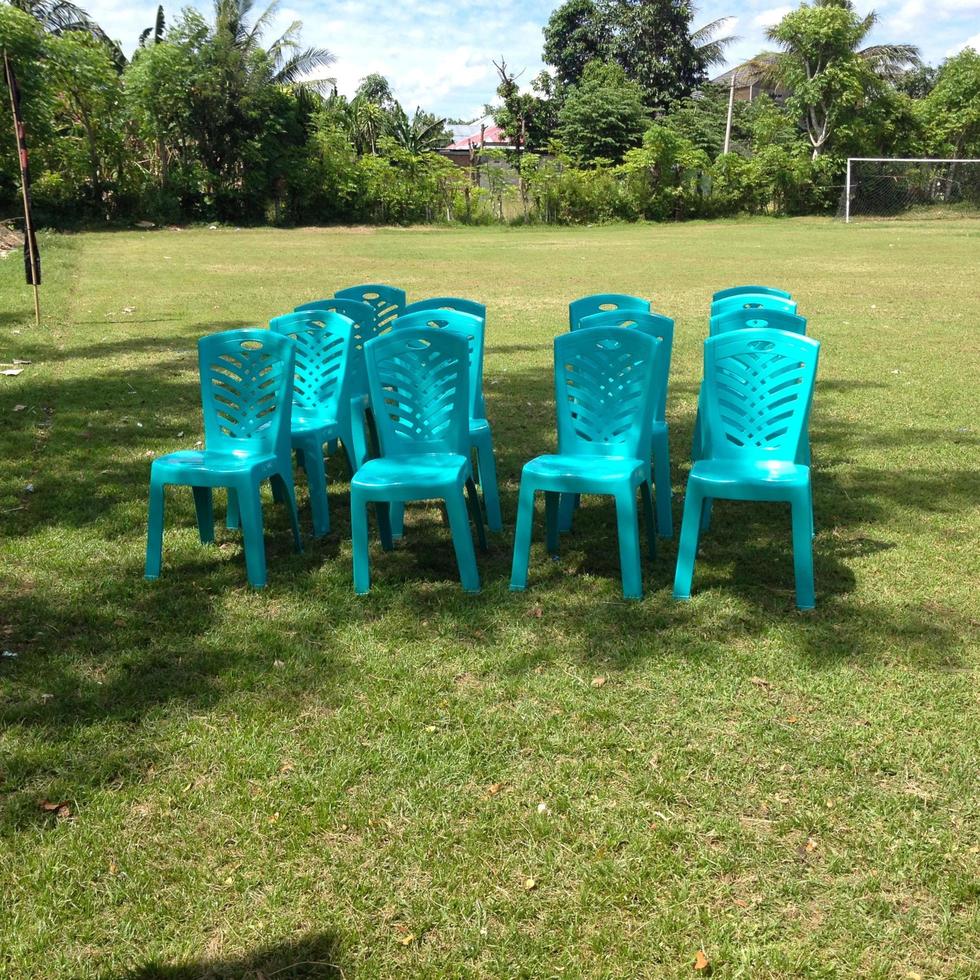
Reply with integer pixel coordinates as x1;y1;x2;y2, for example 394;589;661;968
90;0;980;120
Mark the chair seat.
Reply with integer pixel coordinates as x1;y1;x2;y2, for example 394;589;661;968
522;454;648;490
689;458;809;490
352;454;470;497
152;449;278;483
290;409;340;439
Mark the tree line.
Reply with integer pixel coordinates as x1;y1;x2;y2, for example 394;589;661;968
1;0;978;227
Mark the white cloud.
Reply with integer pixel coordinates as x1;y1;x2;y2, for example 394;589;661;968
946;30;980;54
752;6;792;27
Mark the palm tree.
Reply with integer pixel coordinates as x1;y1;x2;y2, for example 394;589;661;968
387;106;450;154
211;0;336;90
691;15;738;70
750;0;920;157
9;0;126;67
138;4;165;47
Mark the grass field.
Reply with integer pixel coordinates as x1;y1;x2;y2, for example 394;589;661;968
1;218;978;979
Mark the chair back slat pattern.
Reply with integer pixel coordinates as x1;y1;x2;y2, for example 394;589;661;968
199;329;294;456
291;298;379;398
402;297;486;322
703;328;819;461
710;307;807;336
555;326;660;460
335;284;406;332
392;309;484;420
270;311;353;418
569;293;649;330
576;309;674;422
365;328;470;458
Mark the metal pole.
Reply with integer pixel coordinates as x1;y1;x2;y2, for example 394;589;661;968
845;158;852;224
4;49;40;325
723;73;736;155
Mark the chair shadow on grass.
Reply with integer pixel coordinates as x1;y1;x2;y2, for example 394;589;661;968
119;930;346;979
1;348;978;835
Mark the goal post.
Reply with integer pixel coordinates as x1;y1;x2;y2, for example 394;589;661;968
842;157;980;222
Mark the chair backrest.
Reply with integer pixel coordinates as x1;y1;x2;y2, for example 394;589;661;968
568;293;649;330
199;328;294;458
711;293;798;317
702;327;819;464
290;298;379;398
713;285;792;302
335;283;406;331
577;309;674;423
364;327;470;459
269;311;353;420
391;309;485;420
710;307;808;337
402;296;487;322
554;325;661;460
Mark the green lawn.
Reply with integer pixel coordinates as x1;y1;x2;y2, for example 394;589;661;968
1;218;978;979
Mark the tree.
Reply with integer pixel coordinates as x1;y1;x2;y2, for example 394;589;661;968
558;60;648;162
386;105;450;154
139;5;165;47
609;0;714;110
918;49;980;156
355;73;397;112
543;0;608;87
8;0;125;67
762;0;920;158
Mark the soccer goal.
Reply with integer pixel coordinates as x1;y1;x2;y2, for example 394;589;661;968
840;157;980;222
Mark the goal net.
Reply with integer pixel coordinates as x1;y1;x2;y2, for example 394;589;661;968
839;158;980;221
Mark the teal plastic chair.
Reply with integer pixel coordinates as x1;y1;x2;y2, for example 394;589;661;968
710;307;807;337
351;327;487;594
695;308;811;470
145;329;301;589
711;293;798;318
335;284;405;330
569;293;649;329
269;311;355;538
561;308;675;536
388;308;502;536
510;326;661;600
402;296;489;416
673;328;820;610
292;297;383;470
713;285;791;302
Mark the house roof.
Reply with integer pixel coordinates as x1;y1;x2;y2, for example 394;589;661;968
445;124;513;152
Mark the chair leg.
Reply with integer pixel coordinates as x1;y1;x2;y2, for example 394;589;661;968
650;428;673;538
558;493;577;533
673;484;705;600
445;490;480;593
145;476;166;579
791;490;816;610
192;486;214;545
376;501;394;552
238;485;268;588
691;387;705;462
272;473;303;553
614;487;644;600
473;432;503;532
639;480;657;561
226;488;240;530
271;478;287;504
509;479;536;591
700;498;713;533
544;491;560;556
351;491;371;595
298;444;330;538
465;478;488;552
390;502;406;541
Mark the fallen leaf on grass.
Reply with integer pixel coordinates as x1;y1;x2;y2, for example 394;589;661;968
268;812;280;824
591;676;606;688
2;368;24;376
749;676;771;689
804;836;818;853
397;933;415;946
536;801;550;815
786;716;799;724
488;782;505;796
524;876;537;891
13;404;26;412
109;860;118;875
694;950;710;973
39;799;72;819
528;607;543;619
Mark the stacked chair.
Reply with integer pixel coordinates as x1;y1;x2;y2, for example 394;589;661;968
674;284;820;610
